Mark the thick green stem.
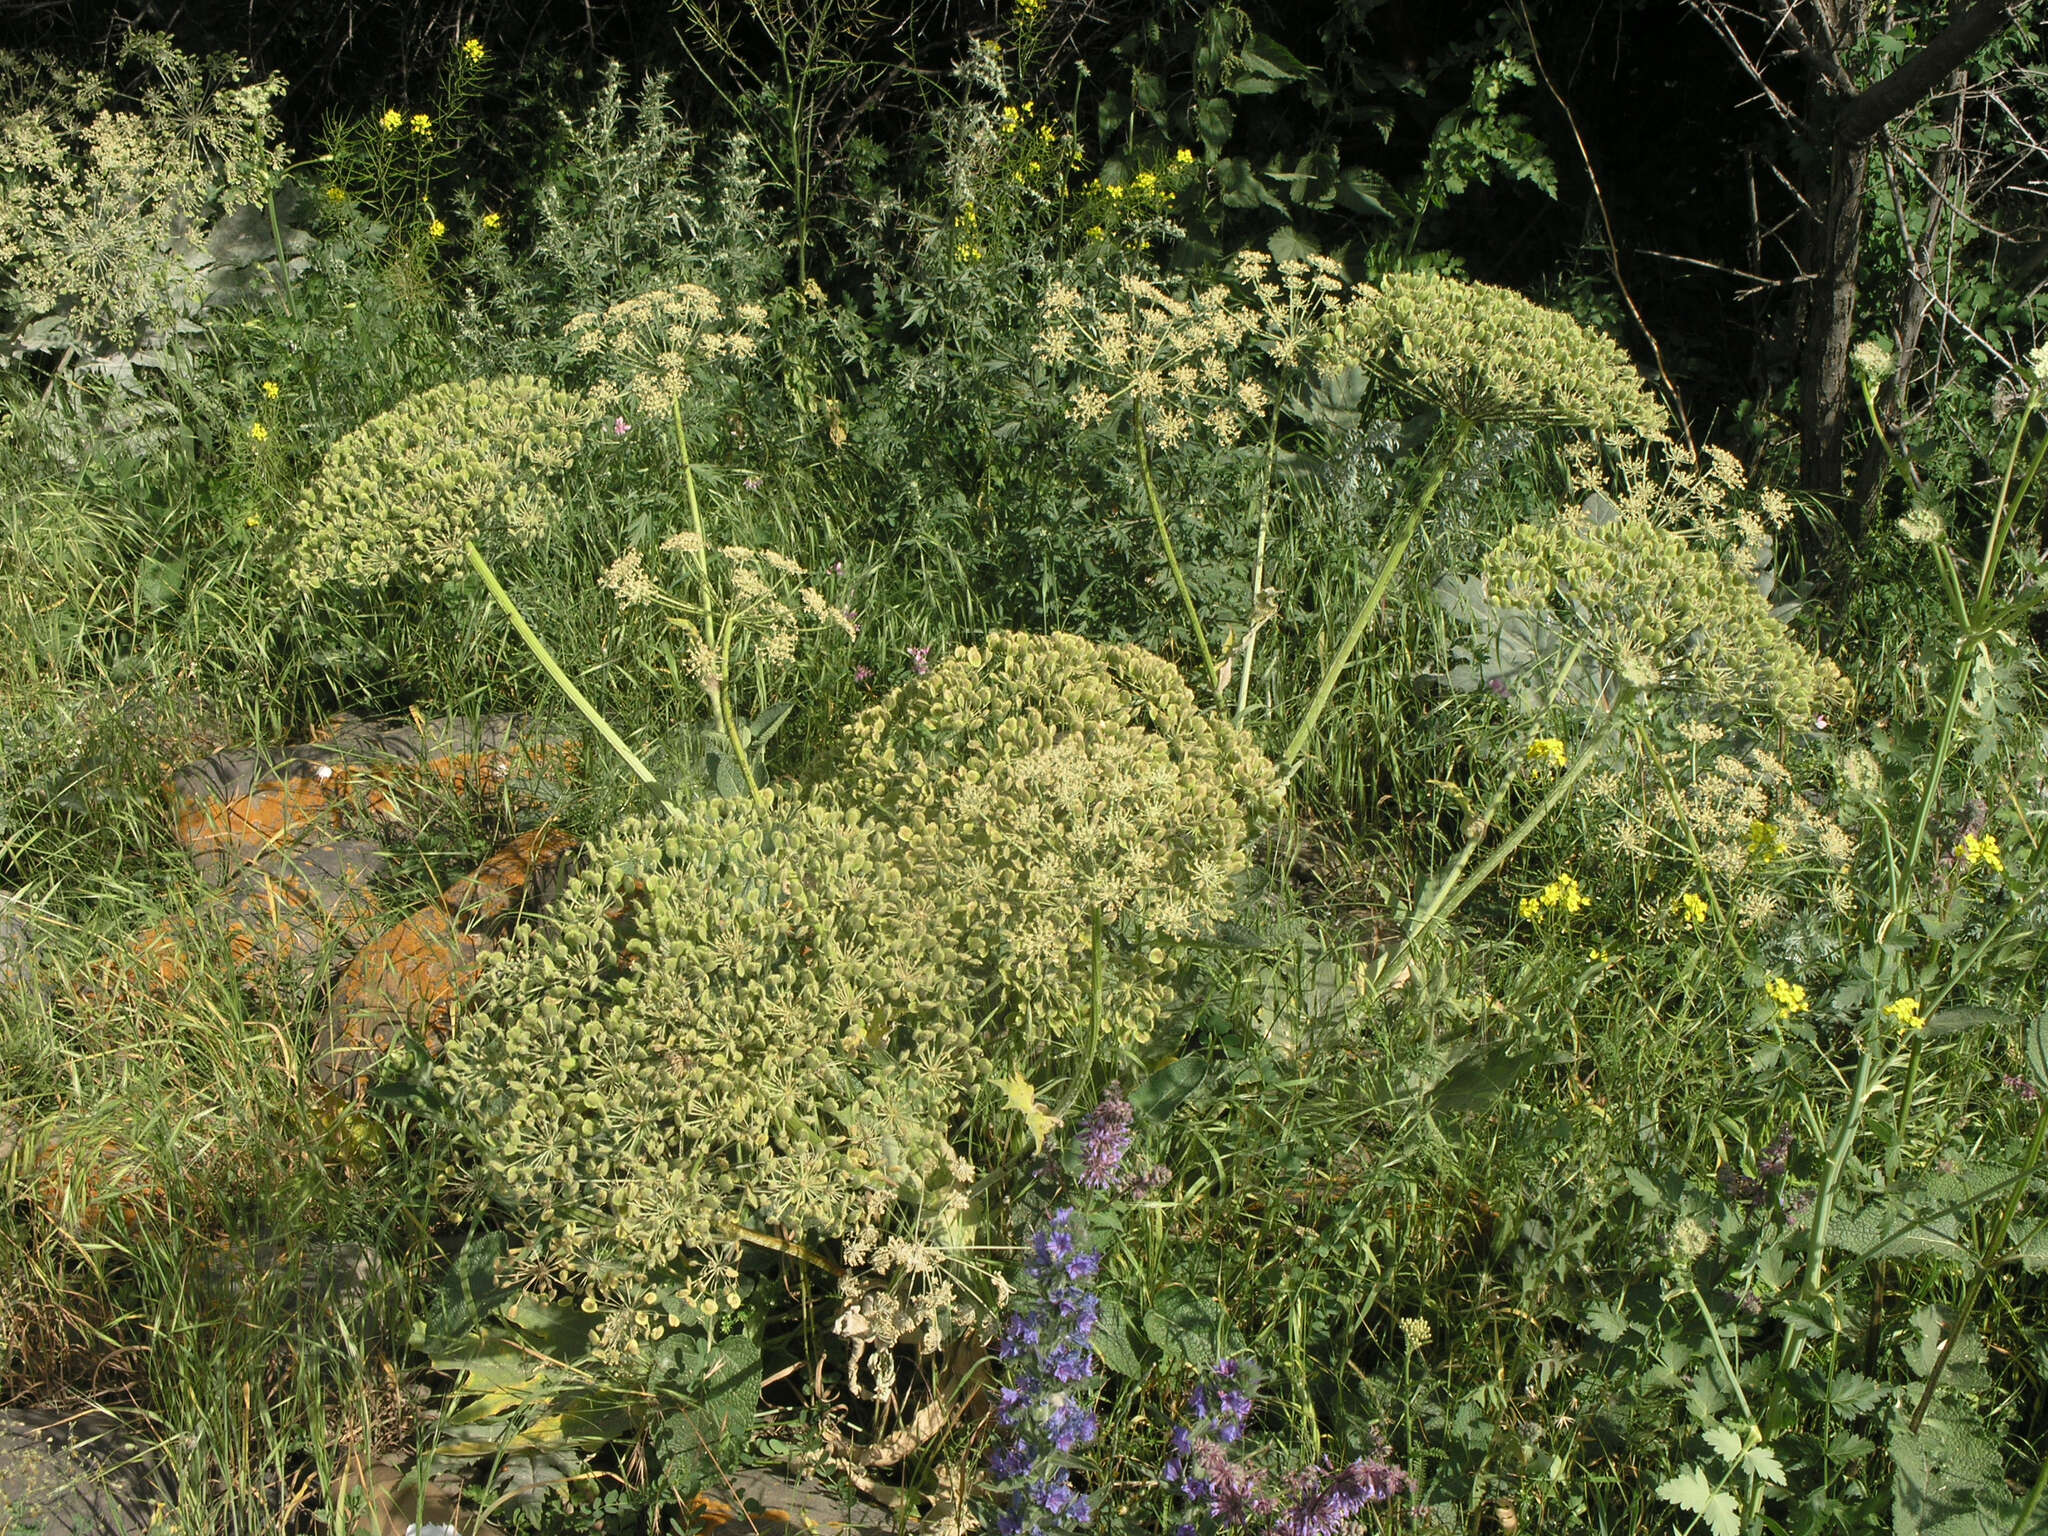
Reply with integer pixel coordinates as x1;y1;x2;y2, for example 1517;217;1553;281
1281;425;1469;776
265;192;296;320
1909;1105;2048;1432
463;541;655;784
1133;407;1218;694
1235;403;1285;723
712;613;762;799
1778;1018;1886;1376
670;397;715;613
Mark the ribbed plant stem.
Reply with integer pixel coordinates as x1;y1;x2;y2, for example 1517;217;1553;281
1281;424;1469;776
1133;405;1218;694
464;541;655;784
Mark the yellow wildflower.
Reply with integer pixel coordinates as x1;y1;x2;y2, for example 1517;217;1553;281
261;380;279;400
1958;833;2004;873
482;212;502;230
380;109;402;132
1674;891;1709;928
324;185;347;203
1176;147;1195;163
410;113;433;136
462;38;485;62
248;422;268;441
429;218;446;238
1521;872;1589;922
1746;820;1784;865
1526;736;1568;773
1763;976;1809;1020
1883;996;1925;1030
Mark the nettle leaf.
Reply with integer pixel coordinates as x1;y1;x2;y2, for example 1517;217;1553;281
1890;1410;2026;1536
2026;1007;2048;1095
1657;1466;1740;1536
1092;1295;1143;1376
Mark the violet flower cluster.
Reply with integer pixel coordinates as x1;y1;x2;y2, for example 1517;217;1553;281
1166;1356;1411;1536
1073;1087;1168;1196
990;1206;1105;1534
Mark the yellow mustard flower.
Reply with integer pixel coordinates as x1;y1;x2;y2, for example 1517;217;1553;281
248;422;268;441
1526;736;1567;773
324;185;347;203
463;38;485;62
410;113;433;136
429;218;446;238
1674;891;1709;928
482;211;502;230
261;380;279;400
244;514;261;528
1177;147;1196;163
1883;996;1925;1030
1764;975;1809;1020
1958;833;2004;874
1520;872;1589;923
380;109;402;131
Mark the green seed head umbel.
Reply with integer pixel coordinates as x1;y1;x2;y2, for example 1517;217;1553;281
1323;271;1668;437
446;631;1281;1311
834;630;1283;1048
1484;512;1847;721
444;792;976;1303
287;376;595;589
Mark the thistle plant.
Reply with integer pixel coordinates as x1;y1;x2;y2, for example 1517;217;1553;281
0;35;288;354
832;631;1283;1051
443;792;979;1342
600;534;856;796
284;376;655;782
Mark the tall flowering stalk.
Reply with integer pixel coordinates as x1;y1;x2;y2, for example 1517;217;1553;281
989;1206;1105;1534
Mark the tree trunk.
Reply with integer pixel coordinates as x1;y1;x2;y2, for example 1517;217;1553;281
1799;131;1873;506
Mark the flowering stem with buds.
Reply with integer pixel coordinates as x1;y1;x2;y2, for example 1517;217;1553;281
1132;403;1219;696
1281;422;1471;778
463;541;656;784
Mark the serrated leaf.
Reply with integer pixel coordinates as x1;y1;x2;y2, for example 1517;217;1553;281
1704;1425;1743;1465
1656;1466;1740;1536
1195;96;1235;155
1922;1006;2013;1036
1583;1299;1629;1342
1821;1369;1884;1420
2026;1007;2048;1094
1744;1444;1787;1486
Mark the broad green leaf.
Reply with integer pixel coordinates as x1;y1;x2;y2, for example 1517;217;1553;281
1744;1444;1788;1486
1656;1466;1740;1536
1092;1294;1143;1376
1132;1056;1205;1120
1820;1369;1884;1420
1582;1299;1629;1342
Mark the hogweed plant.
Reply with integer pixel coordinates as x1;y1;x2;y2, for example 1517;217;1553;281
283;374;657;781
